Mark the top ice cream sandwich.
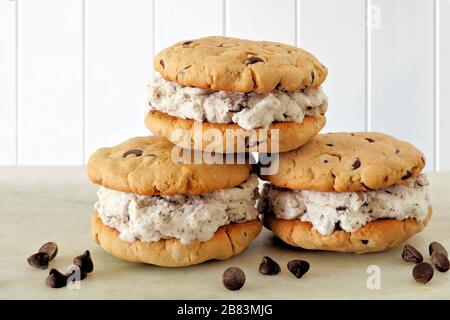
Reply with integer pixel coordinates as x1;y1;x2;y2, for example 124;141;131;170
145;36;329;153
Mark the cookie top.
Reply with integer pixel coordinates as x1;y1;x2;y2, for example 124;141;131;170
261;132;426;192
154;36;327;93
88;136;251;195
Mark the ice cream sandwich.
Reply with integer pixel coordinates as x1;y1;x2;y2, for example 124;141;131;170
88;136;261;266
259;132;431;253
145;36;328;153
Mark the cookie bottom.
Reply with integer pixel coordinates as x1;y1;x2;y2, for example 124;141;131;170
145;111;326;153
91;212;262;267
264;207;432;253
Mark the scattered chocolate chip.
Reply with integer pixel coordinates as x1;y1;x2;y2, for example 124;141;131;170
395;149;400;154
122;149;143;158
401;170;412;180
287;260;310;279
245;56;264;65
73;250;94;273
412;262;434;284
365;138;375;143
323;159;328;163
259;256;281;276
334;222;342;231
336;206;347;211
352;159;361;170
159;59;165;69
431;252;450;272
350;133;355;136
222;267;245;291
65;265;88;280
402;245;423;263
429;241;447;257
362;202;369;207
310;71;315;84
361;240;369;245
27;252;49;270
39;242;58;261
385;190;392;194
46;269;68;288
326;144;333;147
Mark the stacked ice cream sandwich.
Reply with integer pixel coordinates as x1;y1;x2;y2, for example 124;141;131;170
88;35;431;268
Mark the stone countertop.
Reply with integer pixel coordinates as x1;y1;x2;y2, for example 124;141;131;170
0;166;449;300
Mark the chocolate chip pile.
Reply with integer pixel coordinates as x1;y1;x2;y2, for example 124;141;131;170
27;242;94;288
222;256;310;291
402;241;448;284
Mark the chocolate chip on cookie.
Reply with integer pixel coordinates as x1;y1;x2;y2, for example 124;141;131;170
122;149;143;158
352;159;361;170
245;55;264;65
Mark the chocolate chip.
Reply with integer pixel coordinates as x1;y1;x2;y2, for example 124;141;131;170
65;265;88;280
122;149;143;158
352;159;361;170
245;56;264;65
310;71;315;84
336;206;347;211
429;242;447;257
362;202;369;207
402;245;423;263
181;40;193;47
323;160;328;163
395;149;400;154
287;260;310;279
259;256;281;276
431;252;450;272
385;190;392;194
326;144;333;147
39;242;58;261
361;240;369;245
73;250;94;273
334;222;342;231
401;170;412;180
46;269;68;288
222;267;245;291
159;59;165;69
365;138;375;143
27;252;49;269
412;262;434;284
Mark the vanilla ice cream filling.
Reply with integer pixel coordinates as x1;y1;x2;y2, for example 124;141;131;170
259;175;430;236
147;77;328;130
95;174;259;245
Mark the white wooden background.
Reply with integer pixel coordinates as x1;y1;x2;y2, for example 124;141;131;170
0;0;449;171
